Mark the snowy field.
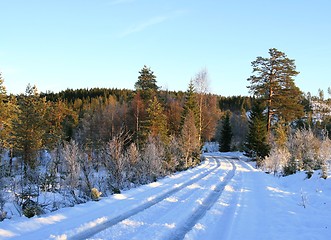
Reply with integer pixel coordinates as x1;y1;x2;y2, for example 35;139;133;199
0;152;330;240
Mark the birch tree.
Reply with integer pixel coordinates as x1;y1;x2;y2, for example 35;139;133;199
193;69;209;142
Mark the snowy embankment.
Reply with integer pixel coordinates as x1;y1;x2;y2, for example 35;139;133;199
0;153;331;240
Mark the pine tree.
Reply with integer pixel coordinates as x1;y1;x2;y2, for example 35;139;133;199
181;80;199;129
134;65;158;101
219;111;233;152
43;100;69;150
0;74;15;175
244;101;270;165
12;84;47;170
0;73;8;150
247;48;304;132
146;96;168;142
133;66;160;146
4;96;18;175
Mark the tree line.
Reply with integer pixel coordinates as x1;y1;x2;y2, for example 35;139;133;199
0;49;330;219
0;66;225;218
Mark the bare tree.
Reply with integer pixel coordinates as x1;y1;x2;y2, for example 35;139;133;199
134;136;166;184
124;143;140;184
104;131;131;190
193;68;209;143
62;140;81;190
164;136;182;172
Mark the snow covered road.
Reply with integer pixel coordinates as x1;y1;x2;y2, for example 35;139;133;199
1;153;331;240
86;157;235;240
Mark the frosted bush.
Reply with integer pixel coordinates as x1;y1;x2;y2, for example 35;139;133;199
286;129;320;173
318;138;331;178
264;147;290;175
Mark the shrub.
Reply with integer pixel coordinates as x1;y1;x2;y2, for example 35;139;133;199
22;199;44;218
91;188;102;201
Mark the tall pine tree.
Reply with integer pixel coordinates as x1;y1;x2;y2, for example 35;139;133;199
134;66;159;146
134;65;158;101
247;48;304;132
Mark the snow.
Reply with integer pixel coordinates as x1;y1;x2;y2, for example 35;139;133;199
1;153;331;240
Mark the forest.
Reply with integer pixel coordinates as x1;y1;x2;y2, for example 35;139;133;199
0;48;331;220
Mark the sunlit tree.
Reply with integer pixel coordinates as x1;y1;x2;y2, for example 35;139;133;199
135;65;158;101
247;48;304;132
12;84;47;170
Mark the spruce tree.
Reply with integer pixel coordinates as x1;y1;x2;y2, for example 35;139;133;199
181;80;199;129
244;101;270;166
219;111;233;152
134;66;159;145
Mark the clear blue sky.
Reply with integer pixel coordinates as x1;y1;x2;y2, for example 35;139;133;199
0;0;330;96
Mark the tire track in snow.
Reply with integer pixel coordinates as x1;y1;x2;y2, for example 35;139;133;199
167;159;236;240
183;159;269;240
61;157;222;240
89;158;233;240
184;159;248;240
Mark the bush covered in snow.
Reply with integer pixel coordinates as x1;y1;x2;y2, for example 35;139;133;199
0;132;203;220
263;128;331;177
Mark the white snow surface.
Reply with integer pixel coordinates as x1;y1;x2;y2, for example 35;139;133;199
1;152;331;240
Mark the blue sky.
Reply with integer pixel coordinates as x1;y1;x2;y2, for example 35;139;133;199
0;0;330;96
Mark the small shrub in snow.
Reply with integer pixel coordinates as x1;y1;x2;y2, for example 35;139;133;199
22;199;44;218
299;188;308;209
283;157;298;176
91;188;102;201
111;186;121;194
